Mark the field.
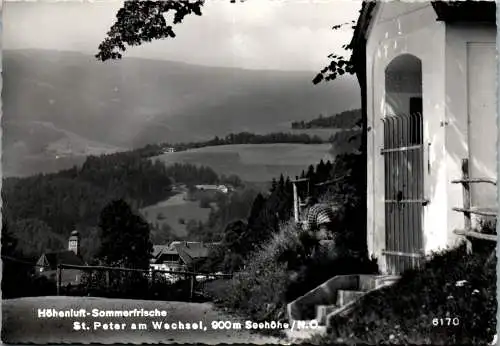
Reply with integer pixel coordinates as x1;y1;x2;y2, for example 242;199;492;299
140;192;211;238
152;143;335;183
142;142;335;239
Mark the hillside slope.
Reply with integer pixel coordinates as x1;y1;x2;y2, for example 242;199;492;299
3;49;360;177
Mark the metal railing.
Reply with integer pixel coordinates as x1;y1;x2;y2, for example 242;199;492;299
381;112;425;274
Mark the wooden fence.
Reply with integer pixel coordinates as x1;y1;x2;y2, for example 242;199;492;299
452;158;497;255
56;263;232;300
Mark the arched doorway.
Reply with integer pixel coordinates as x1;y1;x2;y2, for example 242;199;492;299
382;54;425;274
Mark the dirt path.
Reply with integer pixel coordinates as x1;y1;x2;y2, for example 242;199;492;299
2;296;290;344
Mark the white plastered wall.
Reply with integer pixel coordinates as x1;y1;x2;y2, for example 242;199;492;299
365;2;447;273
444;24;497;239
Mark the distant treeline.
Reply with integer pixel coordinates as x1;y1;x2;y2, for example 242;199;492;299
165;162;243;188
2;150;240;262
291;109;361;130
131;132;324;158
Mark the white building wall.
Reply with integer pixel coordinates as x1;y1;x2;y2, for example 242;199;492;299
365;3;447;273
444;25;497;238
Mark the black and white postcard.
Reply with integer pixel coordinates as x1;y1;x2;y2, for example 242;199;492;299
1;1;498;345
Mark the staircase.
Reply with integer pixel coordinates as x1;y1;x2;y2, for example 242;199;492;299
285;274;400;341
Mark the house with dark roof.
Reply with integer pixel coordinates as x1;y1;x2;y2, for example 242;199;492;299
36;230;87;285
172;241;213;272
195;184;230;194
150;241;220;273
350;1;497;275
150;243;187;273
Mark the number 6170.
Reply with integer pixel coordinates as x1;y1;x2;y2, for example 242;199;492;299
432;317;460;326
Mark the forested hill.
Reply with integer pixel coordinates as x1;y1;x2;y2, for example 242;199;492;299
291;109;361;129
2;151;227;261
127;131;325;159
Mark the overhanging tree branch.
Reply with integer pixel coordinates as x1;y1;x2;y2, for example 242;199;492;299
96;0;358;84
96;0;205;62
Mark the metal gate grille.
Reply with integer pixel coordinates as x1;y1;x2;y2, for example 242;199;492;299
381;112;425;274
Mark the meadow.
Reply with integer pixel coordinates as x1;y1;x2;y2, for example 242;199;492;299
142;143;335;239
152;143;335;183
140;192;211;238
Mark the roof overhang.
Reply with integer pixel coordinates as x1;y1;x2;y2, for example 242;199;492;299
349;1;496;70
431;1;496;23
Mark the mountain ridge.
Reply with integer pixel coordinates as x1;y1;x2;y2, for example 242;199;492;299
3;49;360;177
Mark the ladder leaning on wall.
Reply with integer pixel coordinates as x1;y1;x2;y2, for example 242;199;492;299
451;158;498;255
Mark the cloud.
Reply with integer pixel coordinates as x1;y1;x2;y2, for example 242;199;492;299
3;0;362;71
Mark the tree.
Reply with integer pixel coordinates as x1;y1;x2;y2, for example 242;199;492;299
1;220;18;258
316;159;328;183
97;199;153;269
278;174;285;192
270;178;278;193
96;0;357;84
325;160;333;176
8;218;64;259
150;223;177;244
223;174;243;188
306;164;315;182
285;176;292;193
220;220;248;272
247;193;267;229
2;220;41;299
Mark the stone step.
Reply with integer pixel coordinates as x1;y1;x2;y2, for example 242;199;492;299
326;300;360;329
358;274;400;291
325;277;401;329
315;304;338;325
287;274;401;327
336;289;365;307
287;274;359;321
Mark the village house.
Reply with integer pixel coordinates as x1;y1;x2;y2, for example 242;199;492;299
150;243;188;273
150;241;220;275
173;241;218;273
195;184;230;194
36;230;87;285
350;1;497;274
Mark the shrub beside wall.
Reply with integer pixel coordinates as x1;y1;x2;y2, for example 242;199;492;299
204;222;378;324
318;243;497;345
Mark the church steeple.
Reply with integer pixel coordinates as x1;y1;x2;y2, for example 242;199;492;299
68;230;80;256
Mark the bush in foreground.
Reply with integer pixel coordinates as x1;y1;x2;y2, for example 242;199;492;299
204;221;378;323
315;242;496;345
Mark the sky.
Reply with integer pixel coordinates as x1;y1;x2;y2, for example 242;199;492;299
3;0;361;71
